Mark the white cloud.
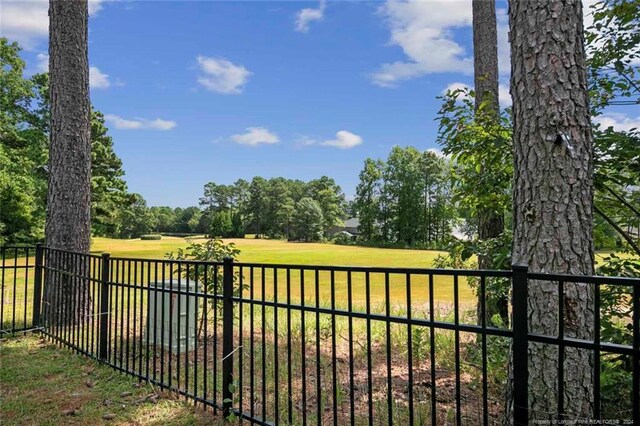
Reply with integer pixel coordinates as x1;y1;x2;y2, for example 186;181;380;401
321;130;363;149
0;0;106;48
295;0;326;33
89;66;110;89
498;84;511;107
441;81;512;107
231;127;279;146
442;82;471;98
196;56;252;95
372;0;473;87
104;114;176;131
593;113;640;132
36;53;49;73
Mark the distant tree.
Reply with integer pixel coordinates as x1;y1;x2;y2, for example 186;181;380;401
232;178;250;226
149;206;177;233
230;212;245;238
384;146;423;245
209;211;233;238
200;182;235;212
508;0;595;420
354;158;383;241
247;177;268;237
292;197;324;242
90;111;130;237
199;176;346;239
419;151;448;243
209;210;233;237
117;194;156;238
306;176;346;232
175;206;201;233
45;0;92;325
265;177;294;237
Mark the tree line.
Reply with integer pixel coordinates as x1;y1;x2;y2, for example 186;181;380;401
353;147;455;247
198;176;346;242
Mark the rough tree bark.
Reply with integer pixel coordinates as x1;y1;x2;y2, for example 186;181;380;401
44;0;92;327
507;0;595;422
473;0;507;325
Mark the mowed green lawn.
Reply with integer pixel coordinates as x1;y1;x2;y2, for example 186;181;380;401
4;237;634;328
90;237;474;305
91;237;445;267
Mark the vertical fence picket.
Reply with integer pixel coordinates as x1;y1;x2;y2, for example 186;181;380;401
222;257;234;418
512;264;529;425
32;244;44;328
99;253;111;361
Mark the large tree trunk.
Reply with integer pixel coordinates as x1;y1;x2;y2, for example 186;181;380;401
507;0;595;422
44;0;92;327
473;0;507;326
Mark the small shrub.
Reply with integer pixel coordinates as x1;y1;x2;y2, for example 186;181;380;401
140;234;161;240
332;232;355;246
160;232;203;237
166;237;243;338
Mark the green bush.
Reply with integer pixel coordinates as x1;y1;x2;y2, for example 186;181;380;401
332;232;355;246
140;234;161;240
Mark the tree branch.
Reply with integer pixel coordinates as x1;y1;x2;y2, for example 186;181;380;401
600;182;640;218
594;204;640;256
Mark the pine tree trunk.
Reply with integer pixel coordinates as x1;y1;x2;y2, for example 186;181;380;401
507;0;595;421
473;0;500;115
44;0;92;327
473;0;507;326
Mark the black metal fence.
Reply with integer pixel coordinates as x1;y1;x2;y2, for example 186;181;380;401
1;244;638;425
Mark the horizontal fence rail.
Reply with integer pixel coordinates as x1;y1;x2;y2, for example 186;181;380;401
0;245;638;425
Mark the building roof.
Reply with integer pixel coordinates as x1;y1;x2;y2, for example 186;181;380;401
343;218;359;228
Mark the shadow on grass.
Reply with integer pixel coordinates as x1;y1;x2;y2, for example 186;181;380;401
0;335;224;425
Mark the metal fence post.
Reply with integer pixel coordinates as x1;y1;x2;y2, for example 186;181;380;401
512;264;529;425
32;243;44;328
222;257;234;418
99;253;111;361
633;282;639;423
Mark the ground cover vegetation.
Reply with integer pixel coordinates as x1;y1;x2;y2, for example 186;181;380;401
0;335;221;425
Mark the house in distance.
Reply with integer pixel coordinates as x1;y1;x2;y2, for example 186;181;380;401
328;218;360;239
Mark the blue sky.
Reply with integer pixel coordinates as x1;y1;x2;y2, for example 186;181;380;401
2;0;636;207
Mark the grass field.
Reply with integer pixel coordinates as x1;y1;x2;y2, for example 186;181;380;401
91;237;447;269
90;236;474;304
4;237;632;332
